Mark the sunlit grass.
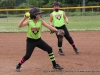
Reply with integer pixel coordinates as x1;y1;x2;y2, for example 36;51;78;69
0;15;100;32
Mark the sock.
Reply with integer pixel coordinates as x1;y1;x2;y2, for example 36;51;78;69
59;47;63;53
71;43;75;48
48;52;56;66
58;47;62;51
18;58;26;65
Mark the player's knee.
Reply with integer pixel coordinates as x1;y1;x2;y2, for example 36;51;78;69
47;47;52;53
24;54;31;60
66;36;72;40
66;36;74;44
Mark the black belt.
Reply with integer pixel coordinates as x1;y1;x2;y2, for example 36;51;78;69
55;24;66;29
27;37;41;42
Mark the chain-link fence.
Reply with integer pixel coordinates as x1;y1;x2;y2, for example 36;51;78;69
0;6;100;32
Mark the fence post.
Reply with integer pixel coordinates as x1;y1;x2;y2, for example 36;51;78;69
92;8;93;19
82;0;85;13
6;11;8;22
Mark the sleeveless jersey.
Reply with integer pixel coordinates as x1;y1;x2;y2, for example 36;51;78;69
27;19;42;39
52;10;65;27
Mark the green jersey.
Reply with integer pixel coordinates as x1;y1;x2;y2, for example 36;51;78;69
27;19;42;39
52;10;65;27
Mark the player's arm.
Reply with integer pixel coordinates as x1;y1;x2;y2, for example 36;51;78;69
42;20;57;32
49;13;53;26
63;11;69;24
18;16;29;28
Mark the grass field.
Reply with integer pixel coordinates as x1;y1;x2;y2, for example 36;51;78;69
0;15;100;32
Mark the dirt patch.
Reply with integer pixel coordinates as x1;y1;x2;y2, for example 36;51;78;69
0;31;100;75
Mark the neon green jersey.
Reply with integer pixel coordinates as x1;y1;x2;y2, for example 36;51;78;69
27;19;42;39
52;10;65;27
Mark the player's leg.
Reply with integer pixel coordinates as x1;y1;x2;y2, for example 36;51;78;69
16;38;37;72
55;26;65;56
56;34;65;55
63;26;79;54
37;38;63;70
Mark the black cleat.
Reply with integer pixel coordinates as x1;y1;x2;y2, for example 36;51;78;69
16;64;21;72
73;47;79;54
58;51;65;56
53;64;64;70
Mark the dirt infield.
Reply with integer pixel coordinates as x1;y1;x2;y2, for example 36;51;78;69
0;31;100;75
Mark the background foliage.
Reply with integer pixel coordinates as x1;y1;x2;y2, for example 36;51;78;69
0;0;100;8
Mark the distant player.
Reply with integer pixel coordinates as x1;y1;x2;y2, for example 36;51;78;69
49;1;79;55
29;5;34;10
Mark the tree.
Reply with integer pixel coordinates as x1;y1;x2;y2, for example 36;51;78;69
1;0;16;8
29;0;45;7
16;0;26;6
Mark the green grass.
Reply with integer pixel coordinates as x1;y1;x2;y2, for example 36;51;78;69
0;16;100;32
67;16;100;31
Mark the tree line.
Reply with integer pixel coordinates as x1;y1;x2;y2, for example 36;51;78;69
0;0;100;9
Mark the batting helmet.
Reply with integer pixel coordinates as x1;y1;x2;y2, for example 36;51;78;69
29;7;43;19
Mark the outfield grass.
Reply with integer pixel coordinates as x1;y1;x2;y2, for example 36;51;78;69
67;16;100;31
0;15;100;32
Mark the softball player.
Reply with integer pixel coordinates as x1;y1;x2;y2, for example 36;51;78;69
50;1;79;55
29;5;34;10
16;7;63;72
